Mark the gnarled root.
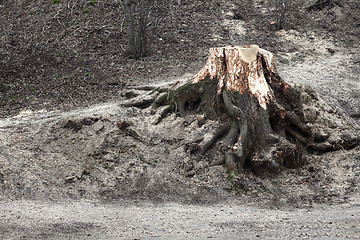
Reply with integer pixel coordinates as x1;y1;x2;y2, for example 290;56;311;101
122;45;359;182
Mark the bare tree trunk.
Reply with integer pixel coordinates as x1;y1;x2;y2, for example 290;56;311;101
137;0;148;56
122;0;136;56
121;0;148;58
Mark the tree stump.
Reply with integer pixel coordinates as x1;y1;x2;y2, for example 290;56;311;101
127;45;359;178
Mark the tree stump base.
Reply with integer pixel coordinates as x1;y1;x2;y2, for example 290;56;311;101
124;45;359;179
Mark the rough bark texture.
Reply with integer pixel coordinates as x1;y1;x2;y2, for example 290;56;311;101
122;0;148;58
138;45;358;178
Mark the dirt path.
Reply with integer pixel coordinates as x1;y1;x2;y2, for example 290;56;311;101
1;193;360;240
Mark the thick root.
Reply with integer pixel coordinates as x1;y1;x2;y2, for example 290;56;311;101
198;120;231;156
122;45;360;182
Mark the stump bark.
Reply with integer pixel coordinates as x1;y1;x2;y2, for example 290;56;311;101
129;45;359;177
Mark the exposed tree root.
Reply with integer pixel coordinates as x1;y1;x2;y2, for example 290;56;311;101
198;120;231;156
123;45;360;180
122;95;157;109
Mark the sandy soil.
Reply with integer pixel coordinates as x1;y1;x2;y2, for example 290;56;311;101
1;193;360;239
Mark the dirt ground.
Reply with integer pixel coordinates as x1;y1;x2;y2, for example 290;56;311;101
1;194;360;239
1;0;360;239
